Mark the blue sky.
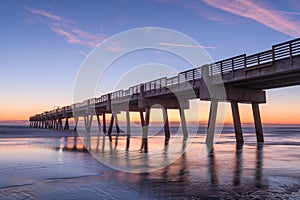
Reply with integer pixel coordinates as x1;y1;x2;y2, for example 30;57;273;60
0;0;299;123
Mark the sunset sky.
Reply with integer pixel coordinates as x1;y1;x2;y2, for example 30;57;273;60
0;0;299;124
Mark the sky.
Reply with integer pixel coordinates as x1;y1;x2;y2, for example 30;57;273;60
0;0;299;124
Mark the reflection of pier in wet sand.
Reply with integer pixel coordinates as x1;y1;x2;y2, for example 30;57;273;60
30;38;300;151
58;135;268;191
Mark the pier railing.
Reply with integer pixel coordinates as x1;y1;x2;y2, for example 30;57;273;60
30;38;300;120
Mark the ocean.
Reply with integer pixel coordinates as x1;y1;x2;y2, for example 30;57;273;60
0;125;299;199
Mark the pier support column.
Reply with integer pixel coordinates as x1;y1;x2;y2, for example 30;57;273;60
58;118;63;129
64;118;69;130
96;114;102;133
53;120;57;129
74;117;78;131
49;120;52;129
179;108;188;140
108;114;114;141
126;111;131;151
114;114;120;146
102;113;107;134
252;103;264;142
206;100;218;150
163;108;170;145
85;115;93;133
140;109;150;153
55;119;59;129
231;101;244;143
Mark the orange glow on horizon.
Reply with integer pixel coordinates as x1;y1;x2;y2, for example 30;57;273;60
1;95;299;125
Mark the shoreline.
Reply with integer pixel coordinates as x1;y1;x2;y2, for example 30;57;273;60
0;125;78;138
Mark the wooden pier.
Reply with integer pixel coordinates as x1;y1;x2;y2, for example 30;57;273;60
29;38;300;150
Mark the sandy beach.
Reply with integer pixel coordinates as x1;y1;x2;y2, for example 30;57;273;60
0;125;299;199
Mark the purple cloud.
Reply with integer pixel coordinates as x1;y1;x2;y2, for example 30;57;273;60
26;7;106;48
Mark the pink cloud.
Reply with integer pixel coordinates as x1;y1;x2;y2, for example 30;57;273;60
158;42;217;49
50;27;82;44
104;42;126;52
26;7;106;48
202;0;300;37
270;10;300;16
27;8;63;21
155;0;233;24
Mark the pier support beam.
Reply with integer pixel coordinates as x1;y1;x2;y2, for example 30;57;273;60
252;103;264;142
163;108;170;145
179;108;188;140
231;102;244;143
206;100;218;150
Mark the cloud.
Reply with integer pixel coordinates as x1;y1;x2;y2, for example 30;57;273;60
270;10;300;15
28;8;64;21
25;7;106;48
202;0;300;37
159;42;217;49
100;41;126;52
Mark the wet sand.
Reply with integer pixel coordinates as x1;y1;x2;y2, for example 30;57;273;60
0;125;299;199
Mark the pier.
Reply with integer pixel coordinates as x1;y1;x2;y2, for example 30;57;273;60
29;38;300;150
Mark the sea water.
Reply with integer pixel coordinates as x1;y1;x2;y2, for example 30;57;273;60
0;125;299;199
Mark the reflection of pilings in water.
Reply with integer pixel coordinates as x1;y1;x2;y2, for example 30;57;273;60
207;148;219;186
63;136;68;150
58;136;86;152
162;141;170;178
255;143;264;188
233;143;243;186
101;135;106;152
73;136;77;150
178;140;187;182
162;140;188;181
96;134;100;152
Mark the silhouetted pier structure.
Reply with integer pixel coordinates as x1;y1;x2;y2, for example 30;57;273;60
29;38;300;151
